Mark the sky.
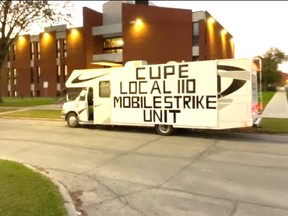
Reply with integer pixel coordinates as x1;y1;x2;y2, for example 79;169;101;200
68;1;288;72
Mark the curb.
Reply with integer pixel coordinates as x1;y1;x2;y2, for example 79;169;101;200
1;158;81;216
23;164;80;216
0;159;80;216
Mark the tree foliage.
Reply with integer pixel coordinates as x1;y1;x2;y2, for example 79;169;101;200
260;48;287;90
0;0;72;101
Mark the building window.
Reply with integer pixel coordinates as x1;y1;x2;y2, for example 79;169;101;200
103;37;123;54
99;81;110;98
37;42;40;59
30;43;35;60
37;67;41;83
193;22;199;46
7;68;11;85
57;39;67;58
13;68;17;85
57;65;61;83
12;44;16;60
7;46;11;62
30;67;35;83
63;39;67;57
64;65;68;80
56;39;61;58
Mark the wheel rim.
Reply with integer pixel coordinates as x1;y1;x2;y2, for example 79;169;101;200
159;125;170;133
68;115;77;127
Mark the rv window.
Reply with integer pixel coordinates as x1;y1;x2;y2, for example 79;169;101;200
99;81;110;98
79;89;87;101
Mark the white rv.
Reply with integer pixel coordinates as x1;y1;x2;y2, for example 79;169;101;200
61;59;261;135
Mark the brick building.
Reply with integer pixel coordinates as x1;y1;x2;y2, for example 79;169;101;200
1;0;234;97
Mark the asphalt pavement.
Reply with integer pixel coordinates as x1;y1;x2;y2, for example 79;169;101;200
0;118;288;216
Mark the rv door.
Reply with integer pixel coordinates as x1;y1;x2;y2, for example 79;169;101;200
77;88;89;122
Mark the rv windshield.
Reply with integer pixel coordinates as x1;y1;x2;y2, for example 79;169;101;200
66;88;83;101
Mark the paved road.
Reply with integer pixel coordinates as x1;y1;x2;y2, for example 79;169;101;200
1;119;288;216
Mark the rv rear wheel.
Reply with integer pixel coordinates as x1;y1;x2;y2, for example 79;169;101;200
67;113;79;128
155;124;174;136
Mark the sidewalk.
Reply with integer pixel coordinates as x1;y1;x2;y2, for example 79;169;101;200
32;103;63;110
262;87;288;118
0;103;62;116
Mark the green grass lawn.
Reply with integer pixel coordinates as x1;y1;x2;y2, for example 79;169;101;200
261;91;276;109
259;118;288;134
0;160;67;216
0;97;57;107
255;90;288;134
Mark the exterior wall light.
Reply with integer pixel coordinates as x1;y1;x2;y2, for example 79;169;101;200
70;28;80;42
208;17;215;24
18;35;25;41
18;35;26;45
43;32;52;43
43;32;50;39
17;35;27;52
71;28;79;35
221;29;227;36
130;18;143;26
135;18;143;26
130;18;145;33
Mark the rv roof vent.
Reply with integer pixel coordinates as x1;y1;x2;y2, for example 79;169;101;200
125;60;148;67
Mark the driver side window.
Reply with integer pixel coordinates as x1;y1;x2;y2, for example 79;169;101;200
79;90;87;101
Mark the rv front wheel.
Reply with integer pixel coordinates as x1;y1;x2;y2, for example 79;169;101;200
155;125;174;136
67;113;79;128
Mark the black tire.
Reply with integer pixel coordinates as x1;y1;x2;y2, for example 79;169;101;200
66;113;79;128
155;124;174;136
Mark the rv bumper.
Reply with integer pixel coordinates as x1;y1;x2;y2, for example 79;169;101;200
61;109;67;121
61;114;66;121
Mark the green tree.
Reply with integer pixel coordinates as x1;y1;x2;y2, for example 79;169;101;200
0;0;71;102
260;48;287;90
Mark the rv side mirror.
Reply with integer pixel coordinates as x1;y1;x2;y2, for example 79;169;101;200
66;94;71;102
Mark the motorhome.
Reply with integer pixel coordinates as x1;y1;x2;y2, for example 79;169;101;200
61;59;261;135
